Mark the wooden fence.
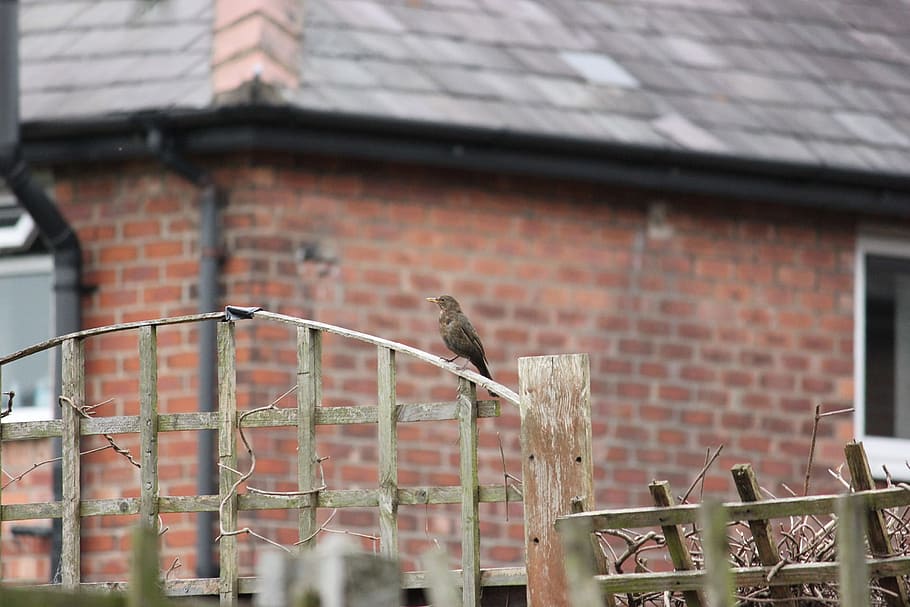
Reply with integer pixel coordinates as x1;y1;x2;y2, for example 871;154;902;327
556;442;910;607
0;308;595;606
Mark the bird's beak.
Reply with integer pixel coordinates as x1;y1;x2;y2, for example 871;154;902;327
426;297;439;304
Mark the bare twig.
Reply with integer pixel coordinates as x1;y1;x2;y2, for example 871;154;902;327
679;444;723;503
59;396;140;468
2;444;112;489
164;557;181;581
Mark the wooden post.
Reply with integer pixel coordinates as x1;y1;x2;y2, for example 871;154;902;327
139;326;159;530
129;525;163;607
297;326;321;548
218;322;239;606
255;536;401;607
845;441;909;606
730;464;794;606
838;493;871;607
649;481;704;607
519;354;592;607
61;337;84;590
377;346;399;558
558;517;605;607
457;377;480;607
700;499;733;607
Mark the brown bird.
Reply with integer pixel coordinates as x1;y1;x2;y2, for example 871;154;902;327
427;295;497;396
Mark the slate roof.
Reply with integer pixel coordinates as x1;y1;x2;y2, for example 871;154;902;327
19;0;910;175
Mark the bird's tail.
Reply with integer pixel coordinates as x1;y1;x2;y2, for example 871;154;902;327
474;358;498;397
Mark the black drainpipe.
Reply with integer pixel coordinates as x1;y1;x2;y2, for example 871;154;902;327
0;0;83;581
145;125;222;579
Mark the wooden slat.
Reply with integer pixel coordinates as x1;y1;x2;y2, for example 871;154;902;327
731;464;795;606
458;377;481;607
519;354;593;607
649;481;704;607
845;441;909;607
557;485;910;531
139;326;159;530
559;516;605;607
217;321;239;606
60;337;84;590
129;526;162;607
1;484;524;521
297;326;321;549
838;493;870;607
701;500;733;607
377;346;399;558
0;400;502;441
596;555;910;595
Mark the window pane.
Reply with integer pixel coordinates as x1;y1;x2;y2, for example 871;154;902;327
0;263;53;420
864;253;910;439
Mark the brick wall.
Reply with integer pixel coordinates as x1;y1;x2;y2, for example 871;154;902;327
1;151;857;581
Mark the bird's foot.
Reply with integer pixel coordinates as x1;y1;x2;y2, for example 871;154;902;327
443;355;460;363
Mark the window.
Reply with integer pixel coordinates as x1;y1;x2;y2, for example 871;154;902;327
0;255;54;422
856;234;910;477
0;190;54;423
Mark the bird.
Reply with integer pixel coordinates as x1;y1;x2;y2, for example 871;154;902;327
426;295;497;396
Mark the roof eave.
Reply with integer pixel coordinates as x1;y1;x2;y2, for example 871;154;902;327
19;104;910;217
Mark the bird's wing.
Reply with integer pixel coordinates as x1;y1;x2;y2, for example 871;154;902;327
458;319;488;363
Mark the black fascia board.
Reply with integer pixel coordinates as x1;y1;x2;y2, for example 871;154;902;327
18;104;910;217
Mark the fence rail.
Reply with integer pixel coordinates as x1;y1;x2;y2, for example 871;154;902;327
0;307;538;606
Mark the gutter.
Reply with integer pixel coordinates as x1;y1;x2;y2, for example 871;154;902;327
17;104;910;218
0;0;83;582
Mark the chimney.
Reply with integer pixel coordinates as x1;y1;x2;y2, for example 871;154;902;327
212;0;304;95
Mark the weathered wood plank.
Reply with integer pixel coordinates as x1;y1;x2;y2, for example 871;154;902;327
845;441;909;607
129;526;162;607
297;326;320;549
401;566;529;589
596;556;910;595
649;481;704;607
0;483;523;521
139;326;159;530
556;485;910;531
731;464;795;606
559;516;605;607
0;401;502;441
458;377;481;607
701;499;733;607
838;493;871;607
519;354;592;607
377;346;399;558
217;321;239;606
60;337;84;589
0;311;225;365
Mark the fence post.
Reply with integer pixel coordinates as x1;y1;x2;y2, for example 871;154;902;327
377;346;399;558
519;353;592;607
218;321;239;606
700;499;733;607
139;326;159;531
837;493;870;607
61;337;84;590
297;326;321;548
457;376;480;607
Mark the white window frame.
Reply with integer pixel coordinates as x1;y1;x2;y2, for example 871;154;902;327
0;254;55;422
855;232;910;479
